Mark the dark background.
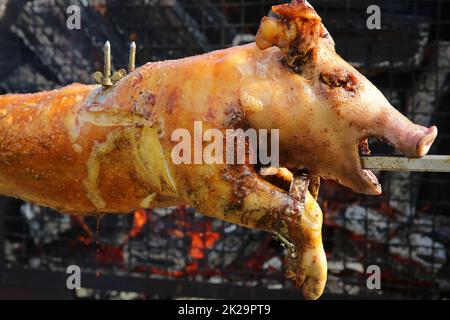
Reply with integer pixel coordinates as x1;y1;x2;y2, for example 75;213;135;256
0;0;449;299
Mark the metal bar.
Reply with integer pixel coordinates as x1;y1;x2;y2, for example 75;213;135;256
360;155;450;172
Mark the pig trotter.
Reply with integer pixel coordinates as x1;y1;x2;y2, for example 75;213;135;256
274;173;327;300
190;164;326;299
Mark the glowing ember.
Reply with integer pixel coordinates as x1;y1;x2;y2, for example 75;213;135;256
188;227;220;259
129;209;148;238
95;243;124;266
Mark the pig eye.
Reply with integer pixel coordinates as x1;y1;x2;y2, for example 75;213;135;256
319;70;357;92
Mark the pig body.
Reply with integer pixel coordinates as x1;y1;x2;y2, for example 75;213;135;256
0;43;300;215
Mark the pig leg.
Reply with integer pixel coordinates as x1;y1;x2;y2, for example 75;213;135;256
286;175;327;300
187;164;327;299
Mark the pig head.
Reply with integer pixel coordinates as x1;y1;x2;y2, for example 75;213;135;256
244;0;437;195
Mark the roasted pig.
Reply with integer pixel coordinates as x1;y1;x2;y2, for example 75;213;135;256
0;0;437;299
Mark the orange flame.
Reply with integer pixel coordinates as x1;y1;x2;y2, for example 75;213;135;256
188;229;220;259
129;209;148;238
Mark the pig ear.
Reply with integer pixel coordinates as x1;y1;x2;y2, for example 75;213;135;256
256;0;327;73
271;0;320;20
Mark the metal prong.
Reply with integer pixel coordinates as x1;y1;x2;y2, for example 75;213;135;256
128;41;136;73
102;41;113;87
111;69;127;84
273;232;295;251
93;71;103;85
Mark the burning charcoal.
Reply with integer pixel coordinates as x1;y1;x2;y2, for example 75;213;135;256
432;216;450;245
0;64;55;92
108;0;210;61
206;250;221;269
389;43;450;216
332;204;396;243
388;172;415;218
313;1;432;70
0;2;7;18
223;223;237;234
0;0;28;80
10;0;126;85
29;257;41;269
178;0;238;46
326;274;363;296
327;260;364;274
389;232;446;271
4;240;20;264
153;207;173;217
262;256;282;271
20;202;71;244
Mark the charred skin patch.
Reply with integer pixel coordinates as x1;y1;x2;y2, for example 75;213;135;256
165;88;180;115
256;209;282;230
221;164;285;230
131;91;156;120
284;43;314;74
131;71;143;87
319;69;358;92
257;16;319;75
255;0;324;75
223;104;247;128
204;107;217;122
221;165;251;215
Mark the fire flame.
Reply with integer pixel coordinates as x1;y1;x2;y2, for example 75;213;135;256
129;209;148;238
188;222;220;259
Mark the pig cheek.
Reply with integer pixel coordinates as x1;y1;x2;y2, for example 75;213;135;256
301;134;337;176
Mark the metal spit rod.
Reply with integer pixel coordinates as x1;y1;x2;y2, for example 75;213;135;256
360;155;450;172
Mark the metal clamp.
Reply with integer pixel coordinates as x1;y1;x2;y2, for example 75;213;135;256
93;41;137;88
273;232;297;259
272;172;317;261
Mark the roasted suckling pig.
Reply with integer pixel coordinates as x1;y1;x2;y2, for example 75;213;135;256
0;0;437;299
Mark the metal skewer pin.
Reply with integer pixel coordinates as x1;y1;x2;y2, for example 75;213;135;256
93;41;113;87
93;41;137;87
361;155;450;172
128;41;136;73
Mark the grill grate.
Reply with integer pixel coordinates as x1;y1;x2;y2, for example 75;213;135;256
0;0;449;299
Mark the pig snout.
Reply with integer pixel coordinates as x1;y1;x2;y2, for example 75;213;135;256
386;123;437;158
377;107;438;158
